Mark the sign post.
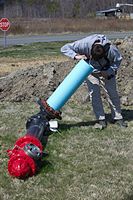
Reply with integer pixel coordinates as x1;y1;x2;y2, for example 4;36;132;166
0;18;10;48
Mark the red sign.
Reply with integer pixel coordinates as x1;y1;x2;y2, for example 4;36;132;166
0;18;10;31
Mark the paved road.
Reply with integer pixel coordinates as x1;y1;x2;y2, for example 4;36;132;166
0;31;133;46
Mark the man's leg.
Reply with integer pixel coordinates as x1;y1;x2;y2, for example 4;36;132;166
87;75;105;121
102;77;127;127
102;77;122;119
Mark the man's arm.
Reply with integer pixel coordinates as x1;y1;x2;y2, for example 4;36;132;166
99;45;122;79
61;42;77;59
104;45;122;76
61;37;92;60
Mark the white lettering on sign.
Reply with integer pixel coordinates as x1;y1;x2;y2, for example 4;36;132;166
0;22;9;27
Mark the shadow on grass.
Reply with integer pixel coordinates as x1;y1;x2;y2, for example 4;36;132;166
105;109;133;123
37;159;54;174
59;120;96;131
123;192;133;200
20;159;54;181
59;109;133;131
121;109;133;122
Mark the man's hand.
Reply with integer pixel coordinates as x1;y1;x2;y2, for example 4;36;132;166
91;71;109;79
74;54;87;60
91;72;101;78
100;71;109;79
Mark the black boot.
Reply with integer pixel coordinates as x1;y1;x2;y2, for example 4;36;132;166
94;120;107;130
113;119;128;128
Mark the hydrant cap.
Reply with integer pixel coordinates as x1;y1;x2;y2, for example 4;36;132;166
8;157;32;179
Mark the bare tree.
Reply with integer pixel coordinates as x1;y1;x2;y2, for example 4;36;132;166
0;0;132;18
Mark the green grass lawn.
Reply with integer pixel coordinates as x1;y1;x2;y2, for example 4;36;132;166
0;101;133;200
0;41;69;59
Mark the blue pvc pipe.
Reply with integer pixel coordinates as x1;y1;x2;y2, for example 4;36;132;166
47;59;94;111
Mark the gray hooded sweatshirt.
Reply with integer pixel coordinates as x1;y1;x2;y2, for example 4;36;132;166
61;34;122;76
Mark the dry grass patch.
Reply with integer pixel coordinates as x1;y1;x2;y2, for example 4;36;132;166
0;55;69;76
8;18;133;35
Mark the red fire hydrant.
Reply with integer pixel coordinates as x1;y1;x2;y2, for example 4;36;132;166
7;99;61;179
7;135;43;179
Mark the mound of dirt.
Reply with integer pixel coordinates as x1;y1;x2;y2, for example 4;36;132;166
117;37;133;106
0;60;75;102
0;37;133;106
